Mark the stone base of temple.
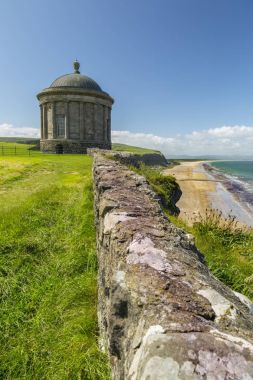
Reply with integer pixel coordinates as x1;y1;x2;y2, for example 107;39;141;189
40;139;111;154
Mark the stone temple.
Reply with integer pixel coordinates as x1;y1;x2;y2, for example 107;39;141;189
37;60;114;153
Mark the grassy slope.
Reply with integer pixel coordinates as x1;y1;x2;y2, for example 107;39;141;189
170;212;253;300
0;155;110;379
112;143;160;154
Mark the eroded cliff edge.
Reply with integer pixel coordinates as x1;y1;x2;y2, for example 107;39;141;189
92;152;253;380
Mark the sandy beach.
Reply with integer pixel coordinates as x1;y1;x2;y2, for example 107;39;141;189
164;161;253;227
164;161;215;224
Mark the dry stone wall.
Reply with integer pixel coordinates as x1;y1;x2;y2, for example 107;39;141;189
92;152;253;380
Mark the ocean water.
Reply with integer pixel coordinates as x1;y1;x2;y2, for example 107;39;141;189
208;161;253;225
211;161;253;185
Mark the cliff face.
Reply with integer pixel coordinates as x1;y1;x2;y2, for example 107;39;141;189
92;152;253;380
112;151;168;167
110;150;182;215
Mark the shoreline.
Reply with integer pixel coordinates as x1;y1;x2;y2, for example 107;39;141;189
164;161;253;227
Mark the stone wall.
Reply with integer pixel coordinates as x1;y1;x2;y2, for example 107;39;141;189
93;152;253;380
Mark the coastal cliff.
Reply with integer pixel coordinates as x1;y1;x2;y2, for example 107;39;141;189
112;151;168;167
93;152;253;380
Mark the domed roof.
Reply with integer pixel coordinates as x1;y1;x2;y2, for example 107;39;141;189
50;60;102;92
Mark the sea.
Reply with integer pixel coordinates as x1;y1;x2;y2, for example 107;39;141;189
211;161;253;185
206;161;253;226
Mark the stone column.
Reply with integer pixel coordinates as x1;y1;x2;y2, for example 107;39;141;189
93;103;96;141
107;108;111;143
52;102;57;139
80;102;84;140
85;102;94;140
64;102;69;139
40;105;43;139
42;104;48;139
103;106;108;142
93;103;97;141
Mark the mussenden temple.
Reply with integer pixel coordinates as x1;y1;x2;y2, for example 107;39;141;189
37;60;114;153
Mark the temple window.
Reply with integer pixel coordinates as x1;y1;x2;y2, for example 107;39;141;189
56;114;65;138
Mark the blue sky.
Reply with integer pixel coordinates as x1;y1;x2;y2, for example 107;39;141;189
1;0;253;155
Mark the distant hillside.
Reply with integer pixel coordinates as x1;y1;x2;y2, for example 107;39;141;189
0;137;40;145
112;143;160;155
167;154;253;160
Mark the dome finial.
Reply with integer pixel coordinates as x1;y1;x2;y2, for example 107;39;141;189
73;59;80;74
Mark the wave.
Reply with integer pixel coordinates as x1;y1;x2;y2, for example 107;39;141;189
203;162;253;216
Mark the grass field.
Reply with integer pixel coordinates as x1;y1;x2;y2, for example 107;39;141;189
0;141;40;156
0;154;110;379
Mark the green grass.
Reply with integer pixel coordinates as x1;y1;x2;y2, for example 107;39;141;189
0;154;110;379
112;143;160;155
0;142;40;156
170;210;253;300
